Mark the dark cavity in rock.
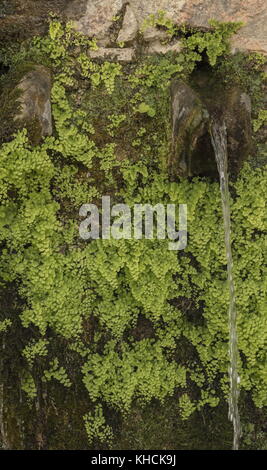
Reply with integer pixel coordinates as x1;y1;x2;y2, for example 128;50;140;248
170;66;252;179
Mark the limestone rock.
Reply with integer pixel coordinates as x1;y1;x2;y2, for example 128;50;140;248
170;79;253;179
129;0;267;55
170;80;209;178
183;70;253;177
146;40;182;55
15;66;52;140
117;5;138;43
88;48;135;63
65;0;126;41
221;88;252;175
142;27;169;42
1;1;266;55
1;1;267;55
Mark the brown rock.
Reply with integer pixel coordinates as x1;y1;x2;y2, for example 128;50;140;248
192;66;253;175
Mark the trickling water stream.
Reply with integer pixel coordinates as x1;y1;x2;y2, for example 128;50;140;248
0;337;8;449
210;121;241;450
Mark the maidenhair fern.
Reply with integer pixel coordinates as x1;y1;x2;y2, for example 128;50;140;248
0;18;266;446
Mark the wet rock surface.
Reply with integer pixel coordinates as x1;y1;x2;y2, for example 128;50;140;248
191;68;253;176
170;80;210;179
170;73;253;179
221;89;252;175
0;0;69;41
0;2;259;176
15;65;52;142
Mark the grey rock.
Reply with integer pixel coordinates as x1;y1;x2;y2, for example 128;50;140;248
1;1;266;55
146;40;182;55
66;0;126;41
220;88;252;175
15;66;52;140
170;80;209;178
142;26;169;42
117;5;138;43
129;0;267;55
88;48;135;63
170;80;253;179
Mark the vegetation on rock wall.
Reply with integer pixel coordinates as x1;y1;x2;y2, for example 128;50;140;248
0;17;266;449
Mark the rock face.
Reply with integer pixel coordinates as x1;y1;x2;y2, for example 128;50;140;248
88;47;135;63
0;0;69;41
117;5;138;43
170;77;253;179
66;0;267;55
191;66;253;175
220;88;252;175
129;0;267;55
1;1;266;55
170;80;210;178
15;66;52;141
146;40;182;55
65;0;126;42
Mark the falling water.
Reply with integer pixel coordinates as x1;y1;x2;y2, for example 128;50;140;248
0;337;8;449
210;121;241;450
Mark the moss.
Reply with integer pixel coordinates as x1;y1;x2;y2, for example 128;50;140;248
214;52;267;167
111;398;233;450
214;52;267;128
71;65;171;178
